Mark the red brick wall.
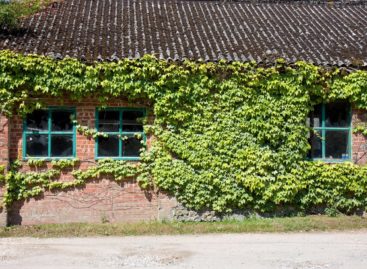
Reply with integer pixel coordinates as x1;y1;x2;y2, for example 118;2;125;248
352;109;367;165
1;101;367;225
5;98;177;225
0;115;9;226
8;180;177;225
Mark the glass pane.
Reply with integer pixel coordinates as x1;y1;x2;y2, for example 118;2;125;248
98;135;119;157
26;134;48;157
51;135;73;157
26;110;48;131
52;111;73;131
122;136;142;157
307;104;322;128
325;131;349;159
122;111;144;132
308;130;322;159
98;111;120;132
325;102;350;127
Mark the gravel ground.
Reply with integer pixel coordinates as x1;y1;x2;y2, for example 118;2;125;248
0;232;367;269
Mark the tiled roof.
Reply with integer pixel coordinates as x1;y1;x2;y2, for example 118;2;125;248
1;0;367;66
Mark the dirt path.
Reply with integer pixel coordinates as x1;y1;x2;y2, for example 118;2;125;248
0;232;367;269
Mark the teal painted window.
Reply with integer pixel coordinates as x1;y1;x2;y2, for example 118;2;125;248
95;108;146;160
307;102;352;162
23;107;76;159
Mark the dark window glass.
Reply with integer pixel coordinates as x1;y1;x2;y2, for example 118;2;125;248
307;104;322;128
25;108;75;158
52;111;73;131
122;111;144;132
308;102;351;160
98;136;119;157
26;110;48;131
98;111;120;132
122;137;142;157
96;109;145;158
308;130;322;159
26;134;48;157
51;135;73;157
325;131;349;159
325;102;350;127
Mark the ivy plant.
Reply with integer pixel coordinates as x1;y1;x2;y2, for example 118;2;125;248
1;50;367;214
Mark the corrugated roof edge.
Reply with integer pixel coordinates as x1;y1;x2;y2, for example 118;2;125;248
37;51;367;70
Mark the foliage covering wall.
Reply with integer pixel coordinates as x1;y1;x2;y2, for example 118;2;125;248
1;50;367;214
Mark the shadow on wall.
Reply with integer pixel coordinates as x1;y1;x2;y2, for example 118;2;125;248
7;199;25;225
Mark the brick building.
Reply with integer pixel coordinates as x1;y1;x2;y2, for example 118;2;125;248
1;0;367;225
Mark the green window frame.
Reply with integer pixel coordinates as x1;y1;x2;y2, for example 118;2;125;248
95;107;146;160
22;107;76;159
308;102;352;162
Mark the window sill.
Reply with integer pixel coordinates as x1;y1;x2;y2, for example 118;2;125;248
95;157;141;161
22;157;77;161
310;158;352;164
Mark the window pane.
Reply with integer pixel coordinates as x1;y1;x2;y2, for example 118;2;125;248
52;111;73;131
98;135;119;157
26;110;48;131
26;134;48;157
122;136;142;157
307;104;322;128
51;135;73;157
325;102;350;127
122;111;144;132
325;131;349;159
98;111;120;132
308;130;322;159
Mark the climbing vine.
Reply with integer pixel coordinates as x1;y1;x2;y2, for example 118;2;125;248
1;50;367;214
73;120;108;139
4;159;139;206
354;124;367;136
73;120;143;141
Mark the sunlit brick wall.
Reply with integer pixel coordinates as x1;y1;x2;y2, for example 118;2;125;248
6;98;176;225
352;108;367;165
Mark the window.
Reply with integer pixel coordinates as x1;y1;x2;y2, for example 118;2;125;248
23;108;76;159
95;108;145;160
307;102;351;161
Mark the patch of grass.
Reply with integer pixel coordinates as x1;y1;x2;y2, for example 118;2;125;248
0;215;367;238
0;0;54;30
